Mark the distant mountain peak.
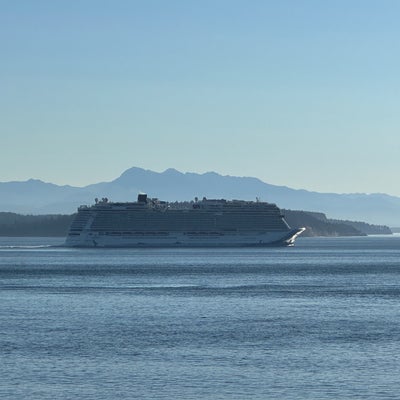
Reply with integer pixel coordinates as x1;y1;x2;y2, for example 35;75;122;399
162;168;182;175
116;167;152;180
202;171;219;177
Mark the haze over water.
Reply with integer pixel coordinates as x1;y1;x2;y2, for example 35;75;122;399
1;235;400;399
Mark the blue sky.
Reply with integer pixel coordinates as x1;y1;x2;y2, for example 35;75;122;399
2;1;400;195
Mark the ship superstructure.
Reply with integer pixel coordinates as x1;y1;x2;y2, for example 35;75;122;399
65;194;305;247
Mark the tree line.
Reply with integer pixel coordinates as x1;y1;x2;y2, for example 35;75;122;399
0;212;74;236
0;211;392;237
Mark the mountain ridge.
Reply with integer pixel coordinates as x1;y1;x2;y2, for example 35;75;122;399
1;167;400;226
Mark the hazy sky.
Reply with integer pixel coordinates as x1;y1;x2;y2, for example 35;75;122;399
2;1;400;195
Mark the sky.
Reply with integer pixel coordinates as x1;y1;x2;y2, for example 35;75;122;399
2;0;400;195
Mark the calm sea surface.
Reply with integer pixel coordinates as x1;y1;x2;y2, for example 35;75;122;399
1;235;400;399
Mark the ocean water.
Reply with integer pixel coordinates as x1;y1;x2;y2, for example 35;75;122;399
1;235;400;399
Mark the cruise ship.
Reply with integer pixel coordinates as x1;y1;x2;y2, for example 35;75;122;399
65;194;305;247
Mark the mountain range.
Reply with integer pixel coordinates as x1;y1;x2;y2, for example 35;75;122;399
1;167;399;226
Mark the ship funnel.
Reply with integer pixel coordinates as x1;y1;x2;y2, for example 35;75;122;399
137;193;148;203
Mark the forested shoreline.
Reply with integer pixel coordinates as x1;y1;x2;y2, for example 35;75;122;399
0;211;392;237
0;213;74;237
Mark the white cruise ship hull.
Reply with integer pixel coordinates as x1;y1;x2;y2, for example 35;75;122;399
65;195;305;248
65;228;305;248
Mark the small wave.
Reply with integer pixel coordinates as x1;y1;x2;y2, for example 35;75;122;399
0;245;55;249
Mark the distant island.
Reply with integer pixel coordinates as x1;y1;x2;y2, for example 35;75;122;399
0;210;392;238
282;210;392;237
